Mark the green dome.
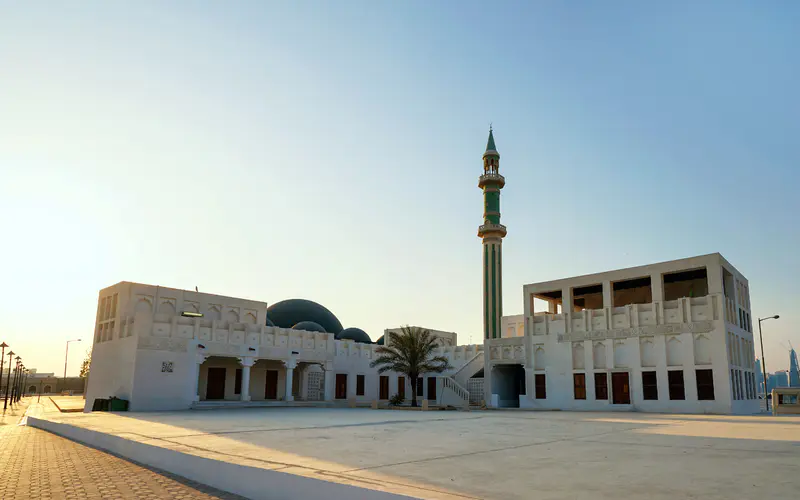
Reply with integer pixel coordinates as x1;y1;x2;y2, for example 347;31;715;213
375;335;385;345
266;299;343;334
292;321;327;333
338;327;372;344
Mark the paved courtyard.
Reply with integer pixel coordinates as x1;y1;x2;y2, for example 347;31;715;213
37;406;800;499
0;399;245;499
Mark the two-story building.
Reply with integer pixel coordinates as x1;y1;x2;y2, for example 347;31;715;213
486;253;759;414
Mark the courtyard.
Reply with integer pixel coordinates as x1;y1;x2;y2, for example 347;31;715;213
32;405;800;499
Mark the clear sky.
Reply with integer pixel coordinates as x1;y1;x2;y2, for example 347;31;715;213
1;2;798;376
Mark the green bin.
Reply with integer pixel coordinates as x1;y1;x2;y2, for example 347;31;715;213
92;398;110;411
109;397;129;411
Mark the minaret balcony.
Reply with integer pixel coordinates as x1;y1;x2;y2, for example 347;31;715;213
478;173;505;189
478;223;507;238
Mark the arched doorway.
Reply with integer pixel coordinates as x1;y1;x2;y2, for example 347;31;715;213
28;385;37;394
43;385;52;394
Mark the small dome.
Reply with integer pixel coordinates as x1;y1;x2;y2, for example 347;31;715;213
338;327;372;344
267;299;343;335
375;335;385;345
292;321;327;333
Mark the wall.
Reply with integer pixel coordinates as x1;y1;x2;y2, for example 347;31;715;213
83;335;138;411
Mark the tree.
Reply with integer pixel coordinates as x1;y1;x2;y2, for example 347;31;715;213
370;326;453;407
79;348;92;378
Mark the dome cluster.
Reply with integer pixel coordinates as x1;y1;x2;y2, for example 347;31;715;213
266;299;373;343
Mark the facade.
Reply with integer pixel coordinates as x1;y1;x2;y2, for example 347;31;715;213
484;253;761;414
86;130;760;415
84;282;483;411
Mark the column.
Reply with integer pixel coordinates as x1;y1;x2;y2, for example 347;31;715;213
192;354;209;402
283;359;297;402
238;357;254;402
323;362;334;401
299;365;309;401
602;281;613;309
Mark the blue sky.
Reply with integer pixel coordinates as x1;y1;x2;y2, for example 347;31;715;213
1;2;798;375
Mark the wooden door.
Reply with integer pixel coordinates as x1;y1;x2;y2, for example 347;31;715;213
206;367;226;400
335;374;348;399
379;376;389;400
612;372;630;404
397;376;405;400
265;369;278;400
427;377;437;401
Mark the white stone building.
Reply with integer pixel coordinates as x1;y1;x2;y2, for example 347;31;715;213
85;132;759;415
85;282;481;412
484;253;760;414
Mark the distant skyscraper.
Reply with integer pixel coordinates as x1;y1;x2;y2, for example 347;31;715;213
789;348;800;388
755;359;764;395
768;371;789;393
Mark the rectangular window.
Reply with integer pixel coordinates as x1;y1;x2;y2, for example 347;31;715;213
416;377;424;397
397;376;405;400
111;293;118;318
696;369;715;400
594;373;608;400
668;370;685;400
535;374;546;399
642;371;658;400
738;371;744;401
356;374;365;396
379;376;389;400
234;368;242;395
730;369;737;400
573;373;586;400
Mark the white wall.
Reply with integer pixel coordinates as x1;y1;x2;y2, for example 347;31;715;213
84;335;138;411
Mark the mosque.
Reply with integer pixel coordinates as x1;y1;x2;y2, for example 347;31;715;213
85;130;759;414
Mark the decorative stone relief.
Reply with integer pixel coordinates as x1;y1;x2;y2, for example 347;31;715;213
198;328;211;341
490;346;500;360
138;336;188;353
558;321;714;343
513;345;524;360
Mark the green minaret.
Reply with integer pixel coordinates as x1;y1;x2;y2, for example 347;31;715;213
478;127;506;340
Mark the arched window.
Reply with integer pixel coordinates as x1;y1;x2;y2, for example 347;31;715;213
43;385;52;394
28;385;37;394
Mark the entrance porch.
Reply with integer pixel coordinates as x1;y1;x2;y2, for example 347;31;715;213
196;356;335;404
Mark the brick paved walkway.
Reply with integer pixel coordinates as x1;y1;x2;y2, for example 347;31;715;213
0;423;248;499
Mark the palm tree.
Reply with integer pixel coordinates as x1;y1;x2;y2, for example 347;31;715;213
370;326;453;407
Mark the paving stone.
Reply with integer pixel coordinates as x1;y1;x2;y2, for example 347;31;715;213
0;424;247;499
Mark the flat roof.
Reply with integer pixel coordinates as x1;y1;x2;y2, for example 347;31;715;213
524;252;746;291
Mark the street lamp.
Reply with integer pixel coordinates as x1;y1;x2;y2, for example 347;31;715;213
63;339;82;394
10;357;20;405
3;350;13;410
758;314;780;411
20;368;29;401
15;365;24;403
0;342;6;400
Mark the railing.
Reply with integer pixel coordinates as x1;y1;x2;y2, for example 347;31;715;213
441;376;470;407
450;351;485;386
528;294;723;342
478;173;505;186
477;223;507;236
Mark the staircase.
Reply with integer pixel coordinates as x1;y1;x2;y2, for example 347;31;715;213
440;376;471;408
451;351;485;386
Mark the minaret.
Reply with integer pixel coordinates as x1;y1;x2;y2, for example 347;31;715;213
478;127;506;340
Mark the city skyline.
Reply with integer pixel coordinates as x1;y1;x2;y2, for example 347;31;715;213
1;2;797;374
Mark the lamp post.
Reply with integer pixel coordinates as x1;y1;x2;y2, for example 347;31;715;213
10;357;20;405
63;339;82;394
758;314;780;411
15;366;24;402
20;368;28;401
3;350;13;410
0;342;6;400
